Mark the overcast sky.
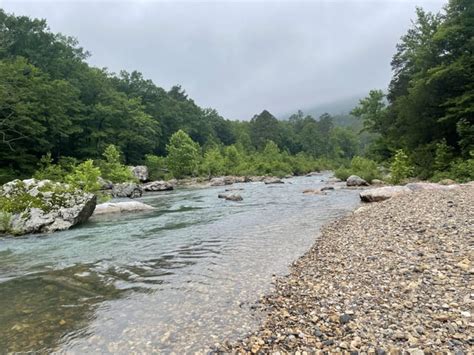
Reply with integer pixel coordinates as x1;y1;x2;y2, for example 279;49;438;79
2;0;447;119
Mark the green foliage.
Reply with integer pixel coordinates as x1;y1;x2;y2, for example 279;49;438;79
432;151;474;183
99;145;135;183
0;211;12;233
434;139;454;171
33;153;67;181
144;154;168;180
65;160;101;193
200;147;225;177
335;156;381;182
390;150;414;184
166;130;200;178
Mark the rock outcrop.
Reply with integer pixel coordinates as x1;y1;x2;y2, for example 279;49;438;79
93;201;155;215
142;180;174;192
112;183;143;198
129;166;149;182
346;175;369;187
0;179;96;235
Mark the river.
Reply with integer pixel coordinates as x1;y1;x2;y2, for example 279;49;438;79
0;173;360;353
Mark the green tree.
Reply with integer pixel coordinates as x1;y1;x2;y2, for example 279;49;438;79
100;144;134;183
390;150;414;184
166;130;200;178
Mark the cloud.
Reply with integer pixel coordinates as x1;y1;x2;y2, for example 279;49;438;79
2;0;447;119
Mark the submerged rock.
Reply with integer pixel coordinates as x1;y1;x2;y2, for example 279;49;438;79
264;177;284;185
112;183;143;198
302;189;326;195
346;175;369;187
129;165;149;182
360;186;412;202
93;201;155;215
0;179;96;235
218;193;243;201
142;180;174;192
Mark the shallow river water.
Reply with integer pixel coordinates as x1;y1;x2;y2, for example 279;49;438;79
0;174;360;353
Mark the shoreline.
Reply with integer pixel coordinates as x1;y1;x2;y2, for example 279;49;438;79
217;185;473;353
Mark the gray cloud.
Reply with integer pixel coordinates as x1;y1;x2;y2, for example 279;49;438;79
2;0;447;119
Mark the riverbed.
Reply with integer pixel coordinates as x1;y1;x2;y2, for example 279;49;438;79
0;173;360;353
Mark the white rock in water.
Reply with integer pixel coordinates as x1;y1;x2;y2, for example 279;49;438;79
93;201;155;215
360;186;412;202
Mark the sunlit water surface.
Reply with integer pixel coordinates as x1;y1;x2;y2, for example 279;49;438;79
0;174;360;353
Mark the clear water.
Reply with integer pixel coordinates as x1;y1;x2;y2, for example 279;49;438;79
0;174;360;353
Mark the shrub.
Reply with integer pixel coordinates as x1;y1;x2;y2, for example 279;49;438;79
34;153;67;181
65;160;102;193
432;152;474;183
0;211;12;233
200;147;225;177
99;145;135;183
334;156;381;182
390;149;414;184
144;154;168;180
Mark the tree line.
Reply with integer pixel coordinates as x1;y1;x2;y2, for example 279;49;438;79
0;9;363;183
351;0;473;182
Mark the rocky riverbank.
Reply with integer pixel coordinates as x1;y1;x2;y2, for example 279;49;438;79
218;185;473;353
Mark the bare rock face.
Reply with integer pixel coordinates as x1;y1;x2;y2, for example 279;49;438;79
142;180;174;192
129;166;149;182
93;201;155;215
346;175;369;187
0;179;96;235
360;186;412;202
112;183;143;198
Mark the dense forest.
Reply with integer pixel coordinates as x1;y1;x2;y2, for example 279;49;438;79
0;9;364;183
0;0;472;186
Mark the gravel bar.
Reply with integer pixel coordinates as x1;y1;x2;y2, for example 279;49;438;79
217;185;473;354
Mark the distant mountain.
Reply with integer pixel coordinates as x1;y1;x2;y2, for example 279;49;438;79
280;95;363;120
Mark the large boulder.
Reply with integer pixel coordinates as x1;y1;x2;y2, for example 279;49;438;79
112;183;143;198
142;180;174;192
93;201;155;215
98;177;113;190
346;175;369;187
0;179;96;235
129;166;149;182
360;186;412;202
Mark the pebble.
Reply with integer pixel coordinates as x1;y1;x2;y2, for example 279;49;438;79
218;186;474;353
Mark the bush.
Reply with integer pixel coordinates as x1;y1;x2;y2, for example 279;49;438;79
334;156;381;182
65;160;102;193
144;154;168;180
432;152;474;183
34;153;67;181
99;145;135;183
390;149;414;184
200;147;225;177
